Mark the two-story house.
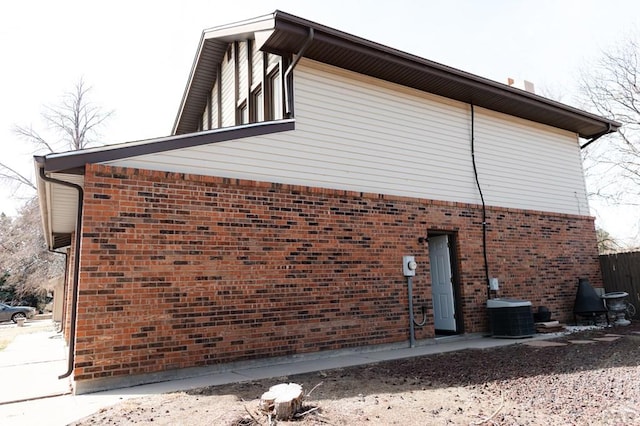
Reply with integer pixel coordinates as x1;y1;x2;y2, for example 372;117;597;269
35;11;619;393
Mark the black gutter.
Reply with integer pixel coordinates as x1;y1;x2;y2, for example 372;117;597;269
37;165;84;380
580;123;613;150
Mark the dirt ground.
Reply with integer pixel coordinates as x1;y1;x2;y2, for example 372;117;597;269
74;323;640;426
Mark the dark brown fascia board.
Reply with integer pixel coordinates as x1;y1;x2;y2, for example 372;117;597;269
172;10;619;138
173;13;276;135
269;10;621;138
173;37;227;135
38;119;295;174
173;31;207;135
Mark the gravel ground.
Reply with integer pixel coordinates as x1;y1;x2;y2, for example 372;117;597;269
75;322;640;425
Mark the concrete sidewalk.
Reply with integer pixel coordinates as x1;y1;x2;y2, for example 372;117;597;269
0;321;71;405
0;331;541;425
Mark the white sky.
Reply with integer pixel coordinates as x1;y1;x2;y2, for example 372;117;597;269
1;0;639;244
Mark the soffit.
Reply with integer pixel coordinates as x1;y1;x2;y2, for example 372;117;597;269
174;10;620;138
40;172;84;250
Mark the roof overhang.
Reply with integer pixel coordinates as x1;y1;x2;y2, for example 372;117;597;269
35;120;295;250
173;10;620;138
35;161;84;250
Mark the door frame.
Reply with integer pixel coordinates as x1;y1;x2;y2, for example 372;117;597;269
428;230;464;335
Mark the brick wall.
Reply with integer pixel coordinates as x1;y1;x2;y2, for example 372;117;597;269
73;163;601;384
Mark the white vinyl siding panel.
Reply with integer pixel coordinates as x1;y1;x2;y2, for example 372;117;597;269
210;80;219;129
267;53;279;70
201;102;209;130
238;41;248;104
220;45;235;127
105;59;587;215
473;110;589;214
251;41;262;87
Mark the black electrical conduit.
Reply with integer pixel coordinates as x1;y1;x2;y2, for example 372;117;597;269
407;276;428;348
38;166;84;380
470;104;491;299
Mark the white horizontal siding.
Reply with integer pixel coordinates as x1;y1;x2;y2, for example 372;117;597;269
238;41;248;103
252;41;262;86
267;53;279;70
473;109;589;214
210;80;219;129
201;101;209;130
220;44;235;127
104;58;587;215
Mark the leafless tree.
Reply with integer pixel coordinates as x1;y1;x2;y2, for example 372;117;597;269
0;79;111;305
0;78;112;194
0;199;64;303
579;34;640;206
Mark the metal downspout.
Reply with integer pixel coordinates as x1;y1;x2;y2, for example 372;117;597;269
580;123;613;150
38;166;84;380
283;27;314;117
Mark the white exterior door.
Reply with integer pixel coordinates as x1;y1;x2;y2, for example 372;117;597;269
429;235;456;332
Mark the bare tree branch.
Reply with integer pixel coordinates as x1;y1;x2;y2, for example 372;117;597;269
12;124;56;153
5;78;112;195
0;163;36;191
579;33;640;211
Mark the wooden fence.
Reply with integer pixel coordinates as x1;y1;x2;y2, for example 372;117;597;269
600;251;640;319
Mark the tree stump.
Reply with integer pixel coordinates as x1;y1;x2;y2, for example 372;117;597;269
259;383;303;420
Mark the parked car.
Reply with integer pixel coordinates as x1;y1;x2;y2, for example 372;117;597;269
0;303;37;323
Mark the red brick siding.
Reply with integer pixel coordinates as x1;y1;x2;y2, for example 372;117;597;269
73;164;601;381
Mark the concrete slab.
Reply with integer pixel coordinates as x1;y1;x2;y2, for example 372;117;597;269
522;340;567;347
0;323;71;404
567;340;596;344
0;325;619;425
592;336;621;342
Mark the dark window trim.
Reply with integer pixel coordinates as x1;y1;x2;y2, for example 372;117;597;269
282;54;293;118
234;41;240;125
206;86;212;130
226;43;233;63
237;100;248;125
216;63;222;128
262;52;268;121
250;85;263;123
247;39;253;122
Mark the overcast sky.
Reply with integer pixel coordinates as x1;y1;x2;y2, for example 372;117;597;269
1;0;639;243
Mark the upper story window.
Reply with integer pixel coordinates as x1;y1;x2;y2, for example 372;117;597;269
238;100;248;125
202;44;284;130
266;68;282;121
251;86;264;122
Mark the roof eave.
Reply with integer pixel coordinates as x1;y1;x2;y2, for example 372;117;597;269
173;10;620;139
172;13;277;135
267;11;621;139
